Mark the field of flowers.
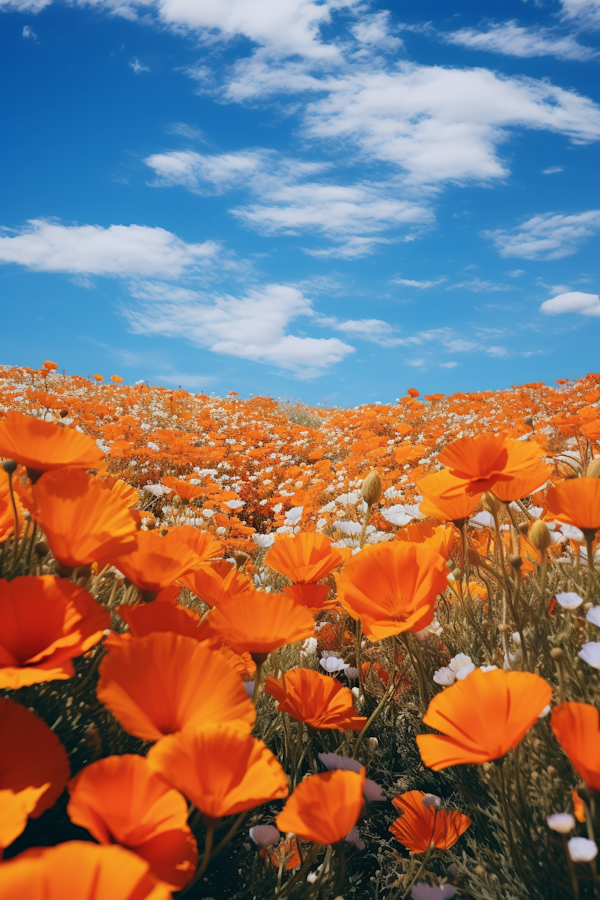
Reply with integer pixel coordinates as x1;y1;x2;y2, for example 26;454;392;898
1;360;600;900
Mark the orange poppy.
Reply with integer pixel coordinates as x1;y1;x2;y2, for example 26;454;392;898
335;542;448;641
389;791;471;852
0;842;173;900
276;769;365;845
97;632;255;742
109;529;201;596
175;525;222;562
264;533;342;583
147;724;288;820
180;562;253;607
67;755;197;889
417;668;552;770
437;434;543;495
160;479;204;502
260;836;301;870
0;576;109;688
0;468;23;543
417;469;481;522
545;478;600;536
0;698;70;847
283;583;332;610
101;477;139;508
490;461;552;503
207;591;314;660
0;410;104;478
115;603;208;642
31;469;138;569
264;668;367;731
551;702;600;792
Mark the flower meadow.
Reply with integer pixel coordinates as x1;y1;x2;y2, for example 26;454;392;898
1;363;600;900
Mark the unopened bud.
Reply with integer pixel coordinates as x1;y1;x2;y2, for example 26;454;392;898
587;458;600;479
60;408;69;418
468;548;483;566
498;623;509;633
35;539;50;558
482;492;500;516
550;647;564;662
475;864;485;875
529;520;552;552
1;459;18;475
518;522;530;535
547;766;557;778
232;550;250;569
361;470;382;506
523;415;534;428
508;554;522;569
451;567;462;581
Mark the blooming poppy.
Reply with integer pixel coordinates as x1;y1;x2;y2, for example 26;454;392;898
0;576;109;688
67;755;197;889
175;524;222;562
283;582;332;610
490;461;552;504
109;530;201;596
417;668;552;770
437;434;543;495
545;478;600;536
0;698;70;847
207;591;314;661
147;724;288;820
97;632;255;742
417;470;481;523
0;410;104;477
551;702;600;792
180;561;253;607
115;603;208;642
389;791;471;852
0;468;23;543
264;668;367;731
264;533;342;583
0;842;173;900
260;836;301;870
276;769;365;845
335;542;448;641
31;469;138;569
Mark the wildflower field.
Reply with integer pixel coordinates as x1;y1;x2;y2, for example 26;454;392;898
1;361;600;900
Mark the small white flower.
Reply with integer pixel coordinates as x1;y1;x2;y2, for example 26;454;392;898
433;666;456;687
363;778;386;802
422;794;441;808
300;637;318;656
318;753;362;773
252;533;275;548
202;508;214;518
579;642;600;669
587;606;600;627
568;837;598;862
415;618;443;641
284;505;304;525
345;825;366;850
547;813;576;834
411;884;457;899
471;511;495;527
243;681;255;698
345;666;359;680
249;824;280;848
561;524;585;544
538;704;551;718
556;592;584;610
511;632;521;645
320;656;349;673
306;872;318;884
225;499;245;510
449;654;476;680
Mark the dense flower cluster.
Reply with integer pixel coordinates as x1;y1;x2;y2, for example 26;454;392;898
0;362;599;899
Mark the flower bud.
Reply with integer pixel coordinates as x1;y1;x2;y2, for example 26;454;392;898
523;415;534;428
361;470;382;506
550;647;564;661
587;458;600;478
508;554;522;569
1;459;18;475
482;492;500;516
451;567;462;581
529;520;552;552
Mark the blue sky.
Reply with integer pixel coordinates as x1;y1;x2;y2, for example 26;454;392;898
1;0;599;404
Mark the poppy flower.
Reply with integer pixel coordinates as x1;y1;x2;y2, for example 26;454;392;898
417;470;481;523
0;698;70;847
490;461;552;504
0;842;173;900
109;530;201;596
31;469;138;569
207;591;314;661
175;525;222;562
0;576;109;688
437;434;543;495
264;668;367;731
97;632;255;742
180;562;253;607
67;755;197;889
335;542;448;641
389;791;471;852
264;533;342;583
551;702;600;792
545;478;600;536
147;724;288;820
115;602;208;641
283;583;332;610
276;769;365;845
0;468;23;543
416;668;552;770
0;410;104;477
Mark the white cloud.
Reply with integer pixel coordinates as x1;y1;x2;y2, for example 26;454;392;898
315;315;403;345
393;277;445;288
124;282;354;375
543;166;564;175
351;10;403;51
130;57;150;73
405;357;426;367
540;291;600;316
0;0;50;11
561;0;600;29
442;21;597;62
225;60;600;185
0;219;218;278
449;277;514;292
439;361;458;368
22;24;37;38
145;148;432;256
485;209;600;259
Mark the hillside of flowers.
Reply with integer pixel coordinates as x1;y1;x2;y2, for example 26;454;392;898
1;360;600;900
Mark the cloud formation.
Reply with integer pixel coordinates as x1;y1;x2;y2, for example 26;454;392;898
442;21;597;62
540;291;600;316
485;209;600;259
0;219;218;277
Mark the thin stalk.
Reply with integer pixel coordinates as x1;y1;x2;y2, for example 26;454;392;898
353;638;396;759
401;846;435;900
275;843;321;899
562;834;580;900
182;819;215;894
497;760;530;889
253;661;264;704
210;811;246;860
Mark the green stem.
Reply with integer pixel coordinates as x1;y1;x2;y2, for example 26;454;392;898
182;819;215;895
353;637;396;759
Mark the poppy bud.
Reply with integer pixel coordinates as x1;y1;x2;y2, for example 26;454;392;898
550;647;564;661
587;458;600;478
481;492;500;516
508;554;522;569
518;522;529;535
35;539;50;557
233;550;250;569
361;470;382;506
1;459;18;475
523;415;534;428
475;865;485;875
530;520;552;552
451;567;462;581
60;408;69;418
547;766;557;778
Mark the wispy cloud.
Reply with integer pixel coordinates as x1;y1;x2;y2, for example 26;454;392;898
22;24;37;39
441;21;598;62
484;209;600;260
129;58;150;74
448;277;515;293
393;277;445;288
